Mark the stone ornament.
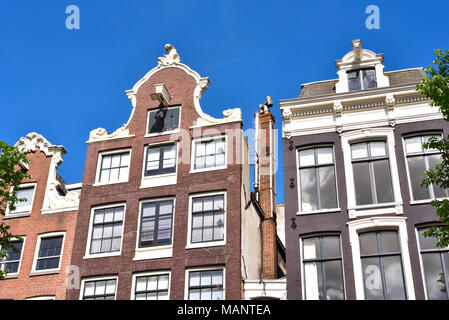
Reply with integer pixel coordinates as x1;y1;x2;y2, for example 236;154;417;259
157;44;181;67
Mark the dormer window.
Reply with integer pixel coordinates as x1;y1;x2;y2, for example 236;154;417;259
347;68;377;91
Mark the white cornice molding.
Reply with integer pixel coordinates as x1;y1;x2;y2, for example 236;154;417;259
15;132;66;156
87;125;135;144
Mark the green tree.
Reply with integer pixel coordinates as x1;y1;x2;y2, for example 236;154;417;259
0;141;30;279
416;49;449;248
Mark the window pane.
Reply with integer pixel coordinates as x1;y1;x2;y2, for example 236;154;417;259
360;232;379;255
362;257;383;300
423;135;440;152
191;229;202;243
407;156;431;200
362;69;377;89
214;196;224;210
370;141;386;157
380;231;399;253
317;148;333;164
304;262;323;300
303;237;320;260
418;228;439;250
318;166;338;209
322;236;340;258
352;162;373;205
201;289;212;300
324;260;345;300
405;137;423;154
200;272;212;286
383;255;406;300
189;272;200;287
373;159;394;203
203;198;213;211
351;143;368;159
142;203;156;218
84;282;95;296
192;199;203;212
299;168;318;211
299;149;315;167
212;271;223;285
348;70;361;91
159;275;169;290
189;289;200;300
428;154;447;198
13;187;34;211
422;253;448;300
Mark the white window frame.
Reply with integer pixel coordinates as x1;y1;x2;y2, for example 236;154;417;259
84;203;126;259
134;197;176;261
347;216;415;300
190;135;227;174
184;266;226;300
0;236;26;278
93;148;132;186
341;128;403;218
145;105;181;138
79;275;119;300
5;183;37;218
30;232;65;276
186;191;227;249
295;145;341;215
402;133;447;205
140;142;178;189
299;233;346;300
130;270;171;300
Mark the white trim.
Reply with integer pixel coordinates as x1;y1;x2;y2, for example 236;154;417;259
140;142;178;189
190;135;228;174
83;203;126;260
93;148;132;187
144;105;181;138
26;296;56;300
130;270;171;300
186;191;227;250
79;275;119;300
5;183;37;217
340;128;403;219
133;197;176;261
184;266;226;300
0;236;26;278
347;216;415;300
30;232;65;276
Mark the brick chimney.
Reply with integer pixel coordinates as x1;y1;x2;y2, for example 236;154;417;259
255;96;278;280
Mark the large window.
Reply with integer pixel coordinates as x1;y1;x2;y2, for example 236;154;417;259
418;227;449;300
0;240;24;275
302;235;345;300
404;134;447;201
134;273;170;300
8;184;36;215
187;269;224;300
359;230;406;300
97;151;130;184
34;235;63;271
139;199;174;248
82;278;117;300
347;68;377;91
190;194;225;245
145;144;177;176
89;205;124;255
351;141;394;206
147;106;180;134
193;137;226;171
298;146;338;212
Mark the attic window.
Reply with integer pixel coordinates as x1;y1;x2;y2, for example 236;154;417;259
347;68;377;91
147;106;180;135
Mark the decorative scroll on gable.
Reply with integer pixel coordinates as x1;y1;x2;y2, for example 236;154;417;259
15;132;80;214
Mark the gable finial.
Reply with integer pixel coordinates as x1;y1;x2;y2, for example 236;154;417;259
352;39;362;60
158;43;181;67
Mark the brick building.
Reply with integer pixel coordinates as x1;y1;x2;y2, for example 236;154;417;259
281;40;449;300
66;44;285;300
0;133;80;300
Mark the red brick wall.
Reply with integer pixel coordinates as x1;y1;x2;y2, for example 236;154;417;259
67;66;244;300
0;148;78;300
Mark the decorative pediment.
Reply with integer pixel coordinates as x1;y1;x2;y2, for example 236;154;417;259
87;124;134;143
15;132;66;157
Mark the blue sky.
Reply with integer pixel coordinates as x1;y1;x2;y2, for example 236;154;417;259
1;0;447;203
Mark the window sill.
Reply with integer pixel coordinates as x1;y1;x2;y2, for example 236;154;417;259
4;274;18;279
348;203;403;219
133;246;173;261
140;173;177;189
93;180;129;187
186;241;226;250
144;129;180;138
3;212;31;219
29;269;60;277
83;252;122;260
410;197;449;205
189;166;227;174
296;208;341;216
